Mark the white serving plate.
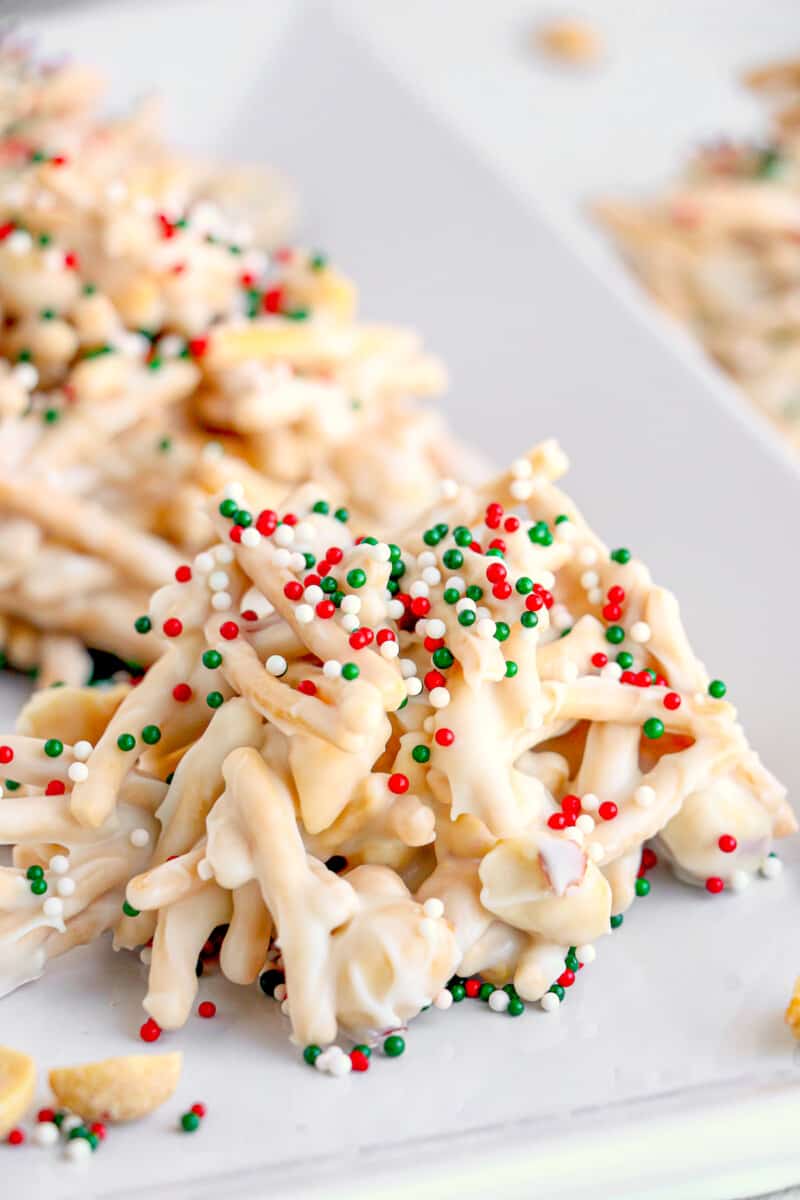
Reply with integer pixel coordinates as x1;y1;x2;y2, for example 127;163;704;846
5;4;800;1198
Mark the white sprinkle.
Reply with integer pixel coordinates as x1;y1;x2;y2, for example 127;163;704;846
575;813;595;834
323;660;342;678
426;618;446;639
241;527;261;548
209;571;229;591
57;877;76;897
195;551;214;573
340;595;361;615
551;606;573;632
203;441;224;459
489;989;510;1013
399;659;418;679
634;785;655;808
587;842;604;862
140;947;152;965
280;999;291;1017
266;654;287;677
601;662;623;682
215;545;234;564
433;988;453;1010
340;613;359;633
42;248;63;272
223;481;245;502
629;621;651;644
538;571;556;589
61;1115;84;1136
578;546;598;566
304;585;323;605
541;992;560;1013
422;897;444;919
294;522;314;543
295;604;314;625
588;588;603;605
67;762;89;783
388;600;406;620
43;897;63;918
289;553;307;573
370;542;391;563
730;870;751;892
380;640;399;659
417;552;436;568
509;479;533;501
455;597;475;615
130;828;150;848
273;525;294;547
440;478;459;499
328;1052;352;1078
760;855;783;880
429;687;450;708
49;854;69;874
211;592;232;611
476;618;496;639
7;229;32;254
65;1137;92;1163
576;943;596;963
409;580;429;599
581;793;600;812
511;457;533;478
12;362;38;391
405;677;423;697
580;570;599;589
197;858;215;881
272;548;291;568
33;1121;59;1147
564;826;584;846
72;741;93;763
421;566;441;586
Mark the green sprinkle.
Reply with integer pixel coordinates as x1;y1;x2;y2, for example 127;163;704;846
117;734;136;752
610;548;631;564
549;984;565;1001
383;1034;405;1058
141;724;161;745
26;865;44;881
309;252;327;271
635;877;651;897
478;982;495;1001
605;625;625;645
708;679;727;699
520;611;538;629
453;526;472;547
312;500;330;514
353;1043;371;1058
30;878;47;895
412;744;431;764
202;649;222;669
5;780;20;791
219;498;238;518
134;615;152;635
443;587;460;605
610;914;624;929
616;651;634;669
515;576;533;595
507;996;525;1016
450;982;466;1002
643;717;664;740
555;514;569;524
43;739;63;758
303;1044;322;1066
233;509;252;528
494;622;510;642
465;584;483;602
122;900;140;917
158;437;172;452
458;609;476;627
206;691;224;709
341;663;359;681
432;647;454;669
346;569;366;589
442;549;463;570
505;660;518;678
181;1112;201;1133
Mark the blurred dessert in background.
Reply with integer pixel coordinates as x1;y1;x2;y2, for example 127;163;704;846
0;44;464;686
598;57;800;452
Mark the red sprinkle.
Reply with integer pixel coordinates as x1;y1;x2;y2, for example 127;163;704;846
641;847;658;871
504;516;520;532
188;336;209;359
7;1129;24;1146
410;597;431;618
602;603;622;622
89;1122;107;1140
219;621;239;640
376;629;396;645
388;773;409;795
607;585;625;605
37;1108;55;1124
0;745;14;764
175;565;192;583
45;780;65;795
435;728;455;747
547;813;568;830
349;628;374;650
350;1049;370;1072
326;547;344;564
163;618;183;638
140;1018;162;1043
492;582;513;600
718;835;737;853
598;801;618;821
424;670;447;692
241;610;258;622
256;509;278;536
198;1001;217;1019
557;970;575;988
297;680;317;696
591;653;608;669
172;682;192;703
663;692;682;710
561;794;582;817
486;562;507;584
229;525;243;544
464;978;481;998
263;286;283;313
63;251;79;270
316;600;335;619
284;581;303;602
190;1103;207;1118
705;876;725;894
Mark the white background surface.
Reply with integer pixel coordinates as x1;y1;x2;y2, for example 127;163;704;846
4;3;800;1197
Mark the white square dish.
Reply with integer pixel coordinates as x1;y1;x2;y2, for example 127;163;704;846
5;4;800;1198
